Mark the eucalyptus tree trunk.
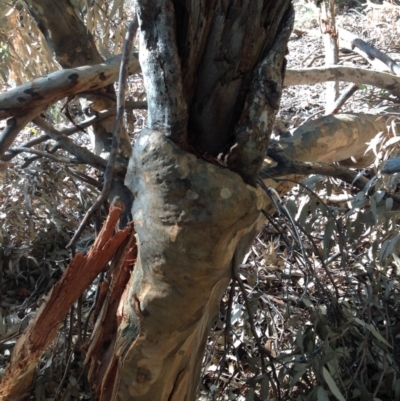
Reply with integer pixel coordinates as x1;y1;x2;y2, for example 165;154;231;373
11;1;293;400
85;1;294;400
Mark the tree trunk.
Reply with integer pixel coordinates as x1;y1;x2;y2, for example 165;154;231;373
86;1;293;399
0;1;294;400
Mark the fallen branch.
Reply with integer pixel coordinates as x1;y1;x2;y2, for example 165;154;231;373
338;28;400;76
0;205;133;401
284;66;400;97
326;83;360;114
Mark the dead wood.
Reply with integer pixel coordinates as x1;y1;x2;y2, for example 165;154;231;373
285;66;400;97
338;27;400;76
319;0;339;111
0;205;132;401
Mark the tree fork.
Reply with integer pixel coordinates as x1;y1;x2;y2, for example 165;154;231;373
99;1;293;399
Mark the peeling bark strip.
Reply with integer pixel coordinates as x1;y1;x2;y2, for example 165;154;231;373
0;206;132;401
85;229;137;400
110;130;267;401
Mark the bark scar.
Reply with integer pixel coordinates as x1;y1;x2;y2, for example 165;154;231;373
132;293;147;318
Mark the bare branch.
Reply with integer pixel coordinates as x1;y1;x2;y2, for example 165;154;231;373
67;18;138;249
338;28;400;76
284;66;400;97
2;102;146;162
263;148;369;190
261;150;400;207
326;83;360;115
0;52;140;120
15;147;73;164
0;106;45;158
33;117;113;173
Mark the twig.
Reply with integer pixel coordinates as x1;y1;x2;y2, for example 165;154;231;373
326;83;360;115
15;146;73;164
65;167;102;190
2;102;146;162
33;116;113;172
66;17;138;249
264;148;369;190
0;106;44;158
262;149;400;207
232;247;281;400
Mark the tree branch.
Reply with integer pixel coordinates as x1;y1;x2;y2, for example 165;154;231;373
261;151;400;207
226;4;295;183
32;117;115;173
338;28;400;76
136;0;188;147
0;52;140;120
0;106;45;158
263;149;369;190
67;18;138;249
15;147;74;164
2;102;146;162
284;66;400;97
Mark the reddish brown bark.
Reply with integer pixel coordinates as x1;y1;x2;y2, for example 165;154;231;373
0;205;132;401
85;229;137;399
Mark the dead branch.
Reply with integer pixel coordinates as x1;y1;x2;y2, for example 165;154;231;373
326;83;360;114
320;0;339;111
0;205;133;401
263;149;369;189
32;117;115;173
14;147;74;163
338;28;400;76
67;18;138;249
2;101;146;162
284;66;400;97
0;106;45;158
